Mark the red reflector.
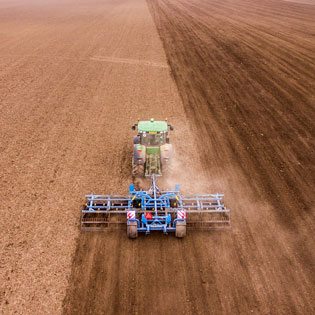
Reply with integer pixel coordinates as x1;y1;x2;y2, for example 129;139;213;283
145;213;153;219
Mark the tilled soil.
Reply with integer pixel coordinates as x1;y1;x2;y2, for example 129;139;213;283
146;0;315;313
0;0;314;314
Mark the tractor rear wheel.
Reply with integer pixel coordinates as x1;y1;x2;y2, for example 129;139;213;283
127;221;138;239
175;220;186;238
162;164;172;177
132;158;144;177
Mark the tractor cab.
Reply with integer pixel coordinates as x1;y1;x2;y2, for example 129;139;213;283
140;132;166;146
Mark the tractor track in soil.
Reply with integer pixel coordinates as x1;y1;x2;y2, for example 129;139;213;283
0;0;314;314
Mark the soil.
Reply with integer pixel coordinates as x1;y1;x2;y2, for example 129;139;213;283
0;0;314;314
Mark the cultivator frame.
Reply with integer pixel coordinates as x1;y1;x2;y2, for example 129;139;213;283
81;175;231;237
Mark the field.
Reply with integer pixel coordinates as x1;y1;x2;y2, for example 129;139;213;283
0;0;314;314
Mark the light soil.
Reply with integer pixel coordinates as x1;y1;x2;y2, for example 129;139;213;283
0;0;191;313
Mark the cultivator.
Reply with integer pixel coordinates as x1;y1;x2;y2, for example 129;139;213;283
81;175;231;238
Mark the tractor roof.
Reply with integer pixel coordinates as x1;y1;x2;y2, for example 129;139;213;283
138;119;168;132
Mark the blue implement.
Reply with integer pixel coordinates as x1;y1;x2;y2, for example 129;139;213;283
81;175;231;237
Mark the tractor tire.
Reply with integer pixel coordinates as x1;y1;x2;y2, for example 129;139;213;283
127;221;138;239
162;164;173;177
133;135;140;144
132;159;144;177
175;220;186;238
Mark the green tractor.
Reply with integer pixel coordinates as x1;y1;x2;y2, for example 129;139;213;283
132;118;174;177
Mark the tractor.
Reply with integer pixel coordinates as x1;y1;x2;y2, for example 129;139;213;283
80;119;231;238
131;118;173;177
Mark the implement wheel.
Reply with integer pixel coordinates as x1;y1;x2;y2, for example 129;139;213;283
175;220;186;238
127;221;138;239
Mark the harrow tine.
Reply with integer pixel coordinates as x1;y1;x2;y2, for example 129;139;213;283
80;211;126;231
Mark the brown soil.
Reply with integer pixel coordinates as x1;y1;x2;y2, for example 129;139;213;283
0;0;314;314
